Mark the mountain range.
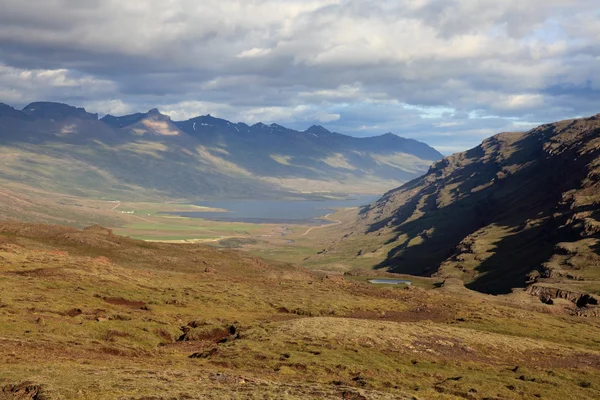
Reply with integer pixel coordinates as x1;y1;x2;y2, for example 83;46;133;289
318;113;600;300
0;101;442;200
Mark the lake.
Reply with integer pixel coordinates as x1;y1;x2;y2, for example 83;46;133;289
163;195;379;224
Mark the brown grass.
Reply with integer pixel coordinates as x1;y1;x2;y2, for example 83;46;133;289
0;222;599;399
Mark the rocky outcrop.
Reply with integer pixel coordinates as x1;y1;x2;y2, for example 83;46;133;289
526;285;599;308
1;382;46;399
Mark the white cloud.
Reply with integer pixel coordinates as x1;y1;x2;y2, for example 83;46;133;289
315;112;340;122
0;64;116;104
237;48;273;58
0;0;598;152
494;94;546;111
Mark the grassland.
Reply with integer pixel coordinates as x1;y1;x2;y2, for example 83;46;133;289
0;180;360;268
0;222;599;399
0;182;282;243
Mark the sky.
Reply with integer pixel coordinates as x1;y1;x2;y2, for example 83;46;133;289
0;0;599;154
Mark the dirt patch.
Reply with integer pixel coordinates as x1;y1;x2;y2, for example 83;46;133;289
99;346;130;357
346;305;452;323
12;268;64;277
103;297;147;309
65;308;82;317
155;329;173;343
341;391;367;400
0;382;46;400
411;335;491;364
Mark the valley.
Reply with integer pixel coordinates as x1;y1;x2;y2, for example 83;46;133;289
2;2;600;399
1;107;600;399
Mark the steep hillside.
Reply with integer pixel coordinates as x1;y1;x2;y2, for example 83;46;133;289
317;114;600;298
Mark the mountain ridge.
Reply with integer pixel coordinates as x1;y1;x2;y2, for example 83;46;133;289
102;107;437;151
0;101;443;200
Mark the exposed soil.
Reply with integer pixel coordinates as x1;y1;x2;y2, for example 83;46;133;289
11;268;64;277
65;308;82;317
102;297;147;309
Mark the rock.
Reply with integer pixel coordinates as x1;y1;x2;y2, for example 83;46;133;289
526;285;599;308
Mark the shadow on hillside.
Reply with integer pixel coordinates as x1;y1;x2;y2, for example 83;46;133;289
372;143;503;275
466;221;557;294
594;240;600;257
370;125;598;294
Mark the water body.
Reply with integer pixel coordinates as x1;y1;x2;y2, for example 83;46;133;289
164;195;379;224
368;279;412;285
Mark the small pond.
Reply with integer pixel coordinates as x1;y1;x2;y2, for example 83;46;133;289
368;279;412;285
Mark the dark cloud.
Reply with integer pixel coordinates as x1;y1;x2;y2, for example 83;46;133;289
0;0;598;154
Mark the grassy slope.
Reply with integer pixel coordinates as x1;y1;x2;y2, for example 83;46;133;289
0;223;599;399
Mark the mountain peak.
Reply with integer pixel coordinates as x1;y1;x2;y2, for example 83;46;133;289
101;112;146;128
22;102;98;121
370;132;401;140
144;108;170;120
305;125;331;135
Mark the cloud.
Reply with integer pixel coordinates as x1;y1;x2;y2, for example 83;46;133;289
0;64;116;104
0;0;599;152
237;48;273;58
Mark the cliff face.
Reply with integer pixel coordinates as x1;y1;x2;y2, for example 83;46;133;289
324;114;600;296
